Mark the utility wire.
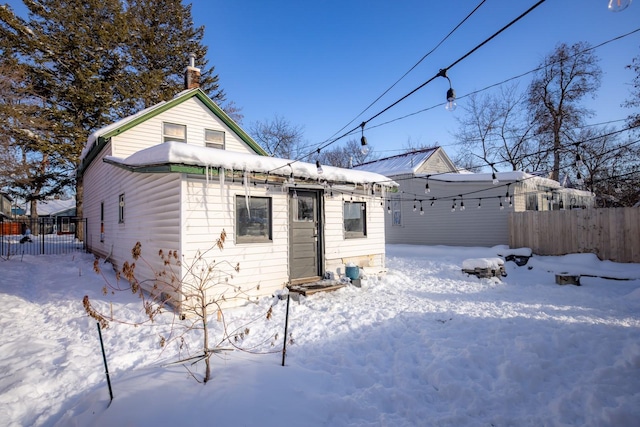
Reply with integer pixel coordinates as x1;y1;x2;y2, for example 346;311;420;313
317;0;488;149
270;0;549;174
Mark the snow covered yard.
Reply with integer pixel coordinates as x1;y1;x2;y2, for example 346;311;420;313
1;245;639;427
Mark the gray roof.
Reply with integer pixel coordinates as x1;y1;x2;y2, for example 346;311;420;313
354;147;438;175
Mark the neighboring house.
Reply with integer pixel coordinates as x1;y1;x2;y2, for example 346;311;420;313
355;148;594;247
35;198;77;234
78;65;396;311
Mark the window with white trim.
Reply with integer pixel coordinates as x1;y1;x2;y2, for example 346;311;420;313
236;196;272;243
118;194;125;223
205;129;225;149
163;122;186;143
344;201;367;238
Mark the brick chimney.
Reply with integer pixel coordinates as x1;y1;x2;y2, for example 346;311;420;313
184;53;200;90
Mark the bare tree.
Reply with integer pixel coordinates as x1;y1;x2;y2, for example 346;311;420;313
527;42;602;181
316;138;378;168
453;85;537;173
623;46;640;130
250;115;305;159
83;231;281;384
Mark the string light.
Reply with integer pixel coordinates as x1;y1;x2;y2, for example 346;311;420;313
505;184;511;204
499;197;504;210
420;200;424;215
460;195;465;211
438;69;457;111
477;198;482;209
413;199;417;212
316;160;324;174
360;122;370;155
608;0;632;12
425;178;431;194
451;199;457;212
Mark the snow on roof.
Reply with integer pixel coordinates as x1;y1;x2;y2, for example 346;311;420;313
354;148;438;175
105;141;398;187
33;198;76;216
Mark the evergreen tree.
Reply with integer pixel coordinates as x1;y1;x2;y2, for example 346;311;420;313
123;0;225;110
0;0;226;218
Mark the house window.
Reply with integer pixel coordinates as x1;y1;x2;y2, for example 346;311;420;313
236;196;272;243
100;201;105;242
205;129;225;149
391;198;401;226
163;122;186;143
344;201;366;238
118;194;125;223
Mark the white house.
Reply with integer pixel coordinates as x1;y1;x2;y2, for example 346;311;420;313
79;72;396;310
355;148;594;247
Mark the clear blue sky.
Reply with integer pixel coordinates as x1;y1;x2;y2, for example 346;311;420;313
191;0;639;164
6;1;640;166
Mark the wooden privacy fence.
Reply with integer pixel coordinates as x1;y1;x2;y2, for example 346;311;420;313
509;208;640;263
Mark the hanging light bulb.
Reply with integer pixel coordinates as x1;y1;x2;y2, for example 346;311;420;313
576;171;584;185
438;69;457;112
499;197;504;210
292;189;298;199
316;160;324;174
505;185;511;204
460;197;465;211
413;199;417;212
430;198;435;207
425;179;431;194
360;122;370;156
420;201;424;215
575;152;584;168
478;198;482;209
451;199;456;212
608;0;632;12
387;203;391;214
490;165;499;185
445;88;457;111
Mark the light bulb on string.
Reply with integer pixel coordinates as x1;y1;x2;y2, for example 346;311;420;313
438;69;457;112
451;199;456;212
359;122;370;156
425;179;430;194
430;198;435;207
478;198;482;209
419;201;424;215
576;171;584;185
575;152;584;169
499;197;504;210
413;199;417;212
460;196;465;211
505;184;511;204
608;0;632;12
316;160;324;175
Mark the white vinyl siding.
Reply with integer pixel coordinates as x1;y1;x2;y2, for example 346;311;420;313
110;97;257;158
384;178;512;247
83;145;181;284
324;193;386;274
182;177;289;305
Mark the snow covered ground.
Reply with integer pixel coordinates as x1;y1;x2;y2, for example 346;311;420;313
1;244;639;427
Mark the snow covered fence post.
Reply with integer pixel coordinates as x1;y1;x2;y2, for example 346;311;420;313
96;322;113;401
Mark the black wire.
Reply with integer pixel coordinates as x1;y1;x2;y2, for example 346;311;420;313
314;0;488;151
268;0;549;175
